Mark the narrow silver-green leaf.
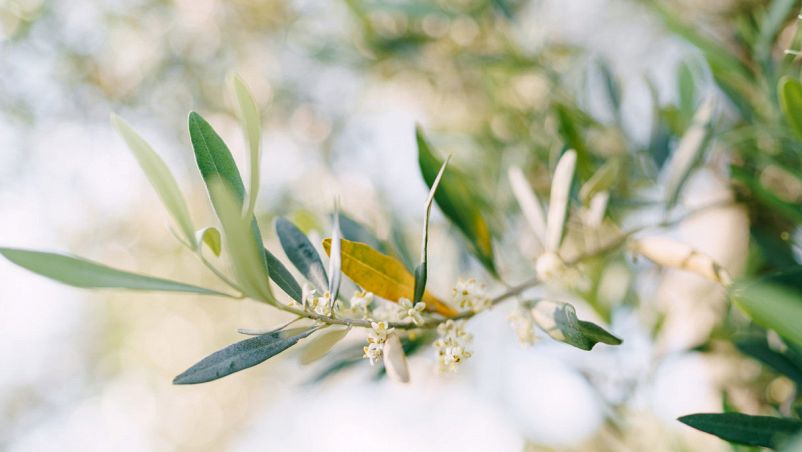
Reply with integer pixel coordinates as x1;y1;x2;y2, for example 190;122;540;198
579;159;619;205
173;327;318;384
111;114;195;247
298;327;349;365
265;249;303;303
530;299;621;350
276;218;329;292
414;156;449;303
229;74;262;219
0;248;226;296
195;227;222;256
209;180;273;302
545;150;576;252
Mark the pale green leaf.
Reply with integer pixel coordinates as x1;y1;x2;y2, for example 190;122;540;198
229;74;262;219
0;248;226;296
111;114;195;247
209;180;273;302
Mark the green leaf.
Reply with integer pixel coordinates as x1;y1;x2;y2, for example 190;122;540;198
732;270;802;349
188;111;269;280
111;114;195;247
530;300;622;350
229;74;262;219
0;248;226;296
195;227;222;256
298;327;350;365
735;335;802;388
779;76;802;139
678;413;802;448
265;249;303;303
416;126;496;276
173;327;318;384
209;180;273;302
414;156;448;303
276;218;329;292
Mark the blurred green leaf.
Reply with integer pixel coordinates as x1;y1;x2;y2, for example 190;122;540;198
265;249;303;303
779;76;802;138
173;327;318;384
678;413;802;448
339;214;385;253
111;114;195;247
735;335;802;388
229;74;262;219
416;126;496;276
732;269;802;348
195;226;222;257
276;218;329;292
209;180;273;302
0;248;226;296
530;300;621;351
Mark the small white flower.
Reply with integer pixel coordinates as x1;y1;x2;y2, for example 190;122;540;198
399;297;426;325
452;278;491;313
434;319;473;372
508;306;538;346
348;290;374;318
363;321;394;366
302;283;331;316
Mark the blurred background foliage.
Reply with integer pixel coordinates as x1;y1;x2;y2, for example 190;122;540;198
2;0;802;450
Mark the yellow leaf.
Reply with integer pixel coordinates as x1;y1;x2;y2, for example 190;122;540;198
323;238;457;317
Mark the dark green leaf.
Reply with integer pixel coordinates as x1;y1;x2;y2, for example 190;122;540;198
0;248;227;296
173;327;318;384
276;218;329;292
265;249;303;303
416;127;496;276
735;335;802;388
678;413;802;448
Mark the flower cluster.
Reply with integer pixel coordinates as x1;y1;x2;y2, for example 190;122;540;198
301;283;332;315
399;298;426;325
452;278;491;312
363;321;392;365
508;306;538;345
434;320;473;372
